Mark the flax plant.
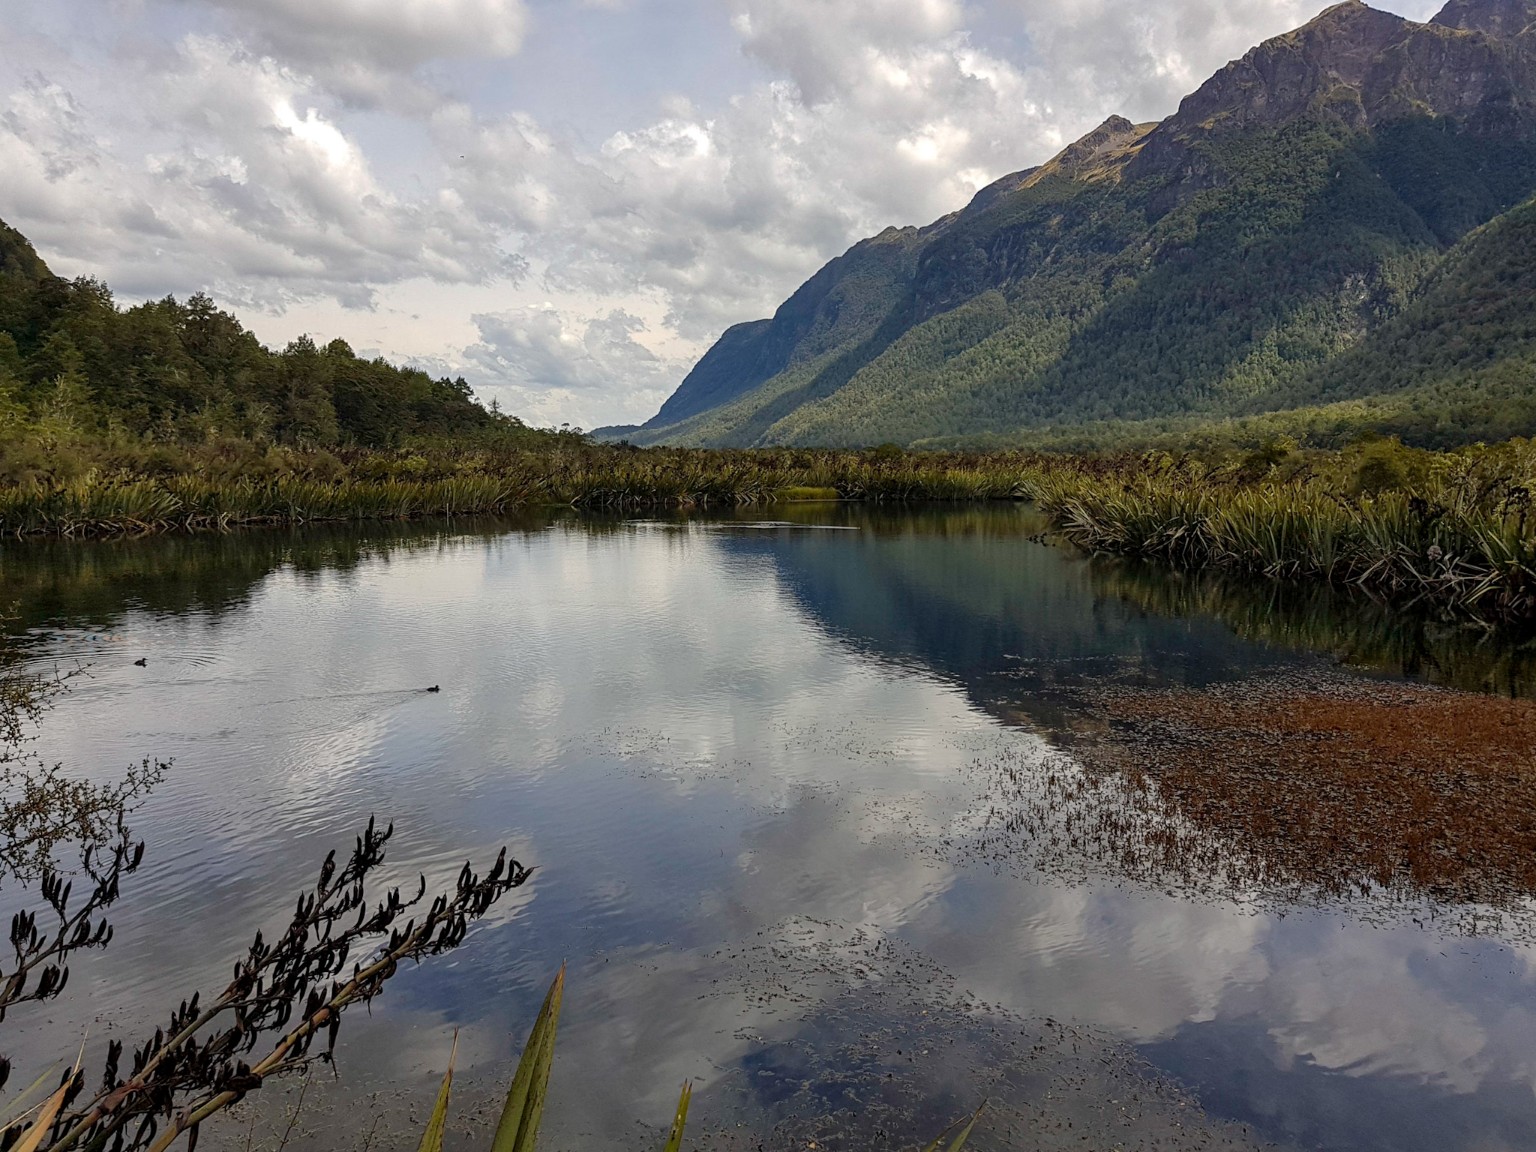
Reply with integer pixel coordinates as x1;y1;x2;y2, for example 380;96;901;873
416;967;983;1152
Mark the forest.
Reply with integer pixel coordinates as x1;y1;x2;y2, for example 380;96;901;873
0;218;549;481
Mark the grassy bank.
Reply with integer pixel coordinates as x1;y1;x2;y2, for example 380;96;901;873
4;428;1535;623
0;431;1037;535
1029;438;1536;624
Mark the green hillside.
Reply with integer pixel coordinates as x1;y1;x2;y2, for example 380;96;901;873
0;226;515;450
0;221;51;282
634;0;1536;449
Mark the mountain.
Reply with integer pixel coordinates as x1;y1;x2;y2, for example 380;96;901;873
646;222;939;430
633;0;1536;449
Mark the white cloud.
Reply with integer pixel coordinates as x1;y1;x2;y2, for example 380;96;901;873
0;0;1460;427
461;305;687;428
731;0;967;104
0;36;523;311
431;3;1046;342
176;0;529;107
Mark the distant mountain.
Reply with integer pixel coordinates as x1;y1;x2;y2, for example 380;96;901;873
634;0;1536;449
646;223;939;430
588;423;642;442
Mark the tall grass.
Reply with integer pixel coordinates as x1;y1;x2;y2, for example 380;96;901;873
1027;439;1536;623
0;446;1040;538
4;431;1534;622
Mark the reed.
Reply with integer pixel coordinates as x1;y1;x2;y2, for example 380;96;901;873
1029;442;1536;623
0;447;1044;538
3;433;1533;622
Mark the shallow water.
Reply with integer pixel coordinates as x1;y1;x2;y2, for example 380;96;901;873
2;505;1535;1151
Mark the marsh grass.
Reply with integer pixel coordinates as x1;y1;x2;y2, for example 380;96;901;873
4;431;1535;621
1026;438;1536;624
0;443;1039;538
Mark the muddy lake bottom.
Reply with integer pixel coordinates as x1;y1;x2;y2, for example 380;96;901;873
2;505;1535;1151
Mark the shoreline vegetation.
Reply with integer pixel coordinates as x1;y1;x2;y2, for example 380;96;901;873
3;213;1532;624
4;430;1534;624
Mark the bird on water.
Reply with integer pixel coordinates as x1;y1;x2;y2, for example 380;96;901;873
427;685;441;693
134;658;147;667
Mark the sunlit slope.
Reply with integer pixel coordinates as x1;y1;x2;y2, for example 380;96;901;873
636;0;1536;449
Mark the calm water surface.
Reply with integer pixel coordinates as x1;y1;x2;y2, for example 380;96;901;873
2;506;1534;1151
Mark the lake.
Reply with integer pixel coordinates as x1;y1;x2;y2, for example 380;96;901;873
3;505;1535;1151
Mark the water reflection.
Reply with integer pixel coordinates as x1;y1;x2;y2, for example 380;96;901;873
0;508;1533;1152
1088;558;1536;699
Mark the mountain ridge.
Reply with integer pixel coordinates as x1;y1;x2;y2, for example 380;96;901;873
629;0;1536;450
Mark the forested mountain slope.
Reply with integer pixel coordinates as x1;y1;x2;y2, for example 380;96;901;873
631;0;1536;449
0;220;508;448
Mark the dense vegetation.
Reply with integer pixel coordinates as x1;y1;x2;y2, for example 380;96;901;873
0;220;523;461
1033;437;1536;624
627;1;1536;450
3;401;1533;624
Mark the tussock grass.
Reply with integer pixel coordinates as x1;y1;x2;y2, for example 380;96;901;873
0;443;1039;538
1027;439;1536;623
4;431;1533;622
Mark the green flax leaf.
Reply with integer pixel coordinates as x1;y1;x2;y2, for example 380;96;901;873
416;1032;458;1152
491;966;565;1152
660;1081;692;1152
921;1102;985;1152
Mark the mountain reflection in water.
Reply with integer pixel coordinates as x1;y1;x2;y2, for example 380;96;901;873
1;506;1533;1152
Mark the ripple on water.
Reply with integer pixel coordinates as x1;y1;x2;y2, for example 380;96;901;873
3;512;1535;1152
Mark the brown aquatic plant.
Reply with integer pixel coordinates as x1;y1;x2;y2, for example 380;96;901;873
971;675;1536;920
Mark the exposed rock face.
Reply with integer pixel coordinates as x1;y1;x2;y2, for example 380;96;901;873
1045;115;1146;178
1433;0;1536;37
1128;0;1536;183
1164;2;1415;135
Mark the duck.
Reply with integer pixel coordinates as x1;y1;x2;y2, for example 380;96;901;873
427;685;441;693
134;658;148;667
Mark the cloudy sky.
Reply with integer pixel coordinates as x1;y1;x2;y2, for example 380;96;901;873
1;0;1441;429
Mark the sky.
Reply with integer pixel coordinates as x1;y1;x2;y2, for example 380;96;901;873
0;0;1443;430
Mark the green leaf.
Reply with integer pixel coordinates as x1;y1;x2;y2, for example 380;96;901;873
416;1032;458;1152
491;965;565;1152
660;1081;691;1152
921;1102;985;1152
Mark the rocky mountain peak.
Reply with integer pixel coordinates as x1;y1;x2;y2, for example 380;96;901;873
1051;115;1143;173
1131;0;1536;178
1433;0;1536;37
1156;3;1412;136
